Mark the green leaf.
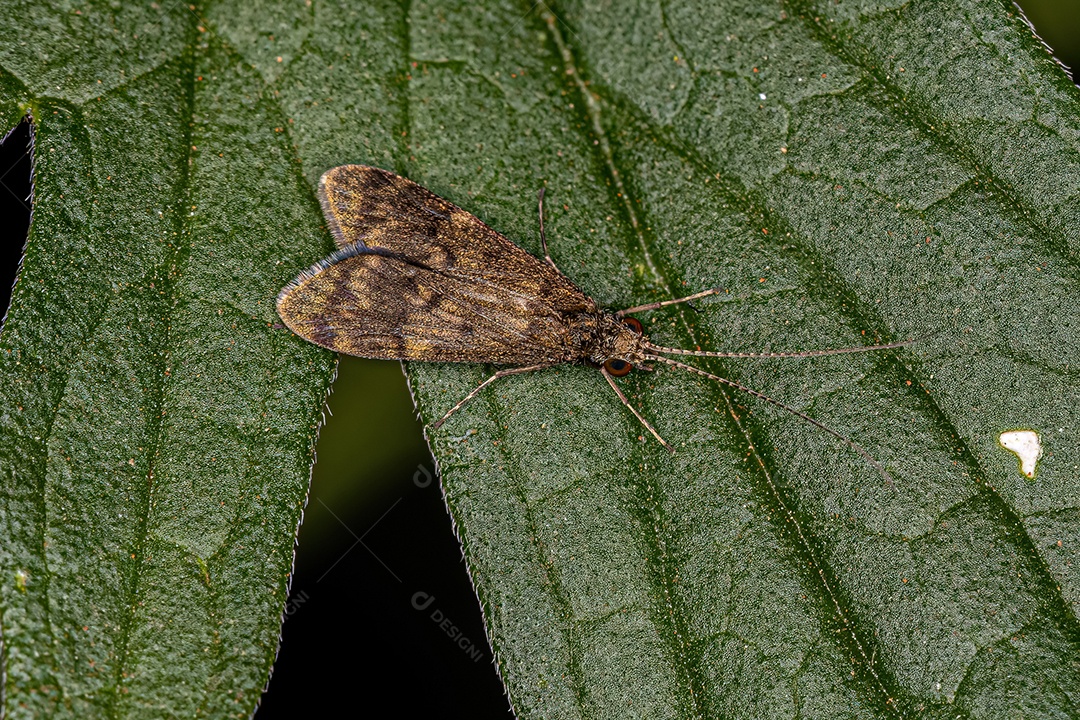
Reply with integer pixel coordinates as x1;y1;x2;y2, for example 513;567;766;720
1;1;1078;718
0;4;335;717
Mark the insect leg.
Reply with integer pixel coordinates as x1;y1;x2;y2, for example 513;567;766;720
601;367;674;453
617;288;721;317
537;187;560;272
432;363;555;429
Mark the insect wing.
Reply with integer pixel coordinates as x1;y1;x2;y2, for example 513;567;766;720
277;244;579;364
317;165;591;316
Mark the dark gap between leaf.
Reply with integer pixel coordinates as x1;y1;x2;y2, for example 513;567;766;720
0;119;32;332
1015;0;1080;85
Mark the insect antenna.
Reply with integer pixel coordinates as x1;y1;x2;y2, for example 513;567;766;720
644;337;919;360
645;354;894;483
536;187;559;272
617;288;721;317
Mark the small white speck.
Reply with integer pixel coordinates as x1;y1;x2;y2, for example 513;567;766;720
758;93;767;100
999;430;1042;479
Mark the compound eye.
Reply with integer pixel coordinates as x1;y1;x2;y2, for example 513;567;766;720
622;317;643;333
603;358;633;377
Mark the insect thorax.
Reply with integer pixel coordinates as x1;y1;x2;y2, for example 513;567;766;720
569;311;648;368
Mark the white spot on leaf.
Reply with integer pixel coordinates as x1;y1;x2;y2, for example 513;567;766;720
998;430;1042;479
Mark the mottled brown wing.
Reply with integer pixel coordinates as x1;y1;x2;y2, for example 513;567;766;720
276;244;581;364
317;165;592;316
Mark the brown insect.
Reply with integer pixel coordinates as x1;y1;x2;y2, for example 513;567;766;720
277;165;911;470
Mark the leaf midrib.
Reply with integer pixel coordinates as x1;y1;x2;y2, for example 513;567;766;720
543;9;715;719
104;13;200;717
